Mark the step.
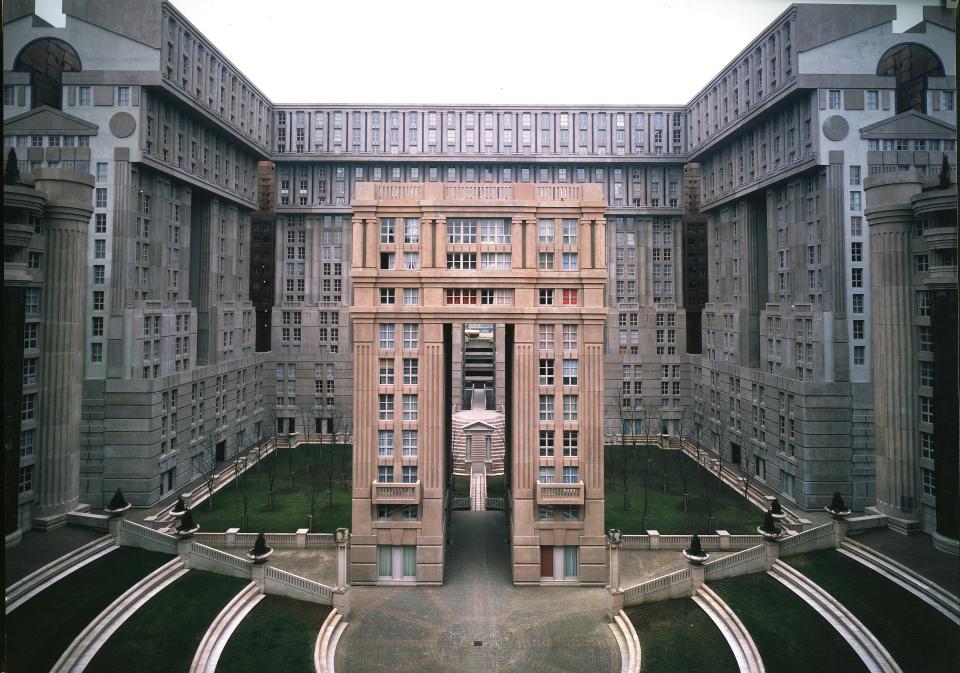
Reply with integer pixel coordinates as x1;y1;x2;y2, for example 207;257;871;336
190;581;264;673
840;538;960;625
611;609;640;673
51;557;189;673
6;535;117;614
693;584;764;673
315;608;346;673
769;560;900;673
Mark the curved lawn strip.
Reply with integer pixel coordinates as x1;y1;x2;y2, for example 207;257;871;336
215;595;329;673
5;547;171;673
785;549;960;673
85;571;248;673
626;597;739;673
711;573;868;673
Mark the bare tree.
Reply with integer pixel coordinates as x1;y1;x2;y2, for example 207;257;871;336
691;400;714;530
676;405;693;511
204;429;218;510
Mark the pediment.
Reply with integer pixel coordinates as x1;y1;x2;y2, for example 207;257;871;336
859;110;956;139
3;106;98;135
462;420;497;432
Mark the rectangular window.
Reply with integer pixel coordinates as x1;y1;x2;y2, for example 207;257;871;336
538;252;554;270
404;218;420;244
402;430;418;456
378;465;394;483
404;252;419;270
539;394;555;420
562;466;579;484
21;393;36;421
402;394;418;420
379;358;394;385
919;360;935;388
916;290;931;317
91;342;103;362
561;289;578;305
539;430;555;456
828;89;841;109
853;345;865;365
117;86;130;106
852;294;864;314
562;395;578;421
562;430;578;456
852;319;865;339
403;358;418;385
562;218;578;244
380;218;396;244
539;289;554;306
850;191;862;212
379;288;395;304
402;323;419;349
919;396;934;423
447;219;477;244
538;219;554;244
539;358;554;385
539;324;554;350
562;253;578;271
378;394;394;420
922;468;935;496
562;325;578;350
379;324;395;350
851;242;863;262
850;216;862;237
562;359;578;386
20;429;34;457
378;430;394;456
865;90;879;110
403;287;419;305
96;188;107;208
851;268;863;288
18;466;33;494
479;219;511;243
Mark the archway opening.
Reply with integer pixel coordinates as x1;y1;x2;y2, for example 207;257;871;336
877;43;945;114
13;37;82;110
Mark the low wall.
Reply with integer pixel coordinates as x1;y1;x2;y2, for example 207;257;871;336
622;531;764;551
703;545;768;581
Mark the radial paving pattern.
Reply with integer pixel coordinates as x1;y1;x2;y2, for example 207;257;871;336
336;511;619;673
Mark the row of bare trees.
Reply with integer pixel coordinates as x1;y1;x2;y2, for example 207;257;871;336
608;390;757;532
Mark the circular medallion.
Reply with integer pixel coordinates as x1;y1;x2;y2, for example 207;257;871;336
822;115;849;142
109;111;136;138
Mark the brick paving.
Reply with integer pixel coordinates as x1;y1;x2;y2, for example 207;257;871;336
4;525;105;588
336;511;619;673
204;543;339;586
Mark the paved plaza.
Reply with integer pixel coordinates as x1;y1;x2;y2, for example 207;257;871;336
336;511;620;673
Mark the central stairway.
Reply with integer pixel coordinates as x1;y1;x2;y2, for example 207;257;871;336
470;463;487;511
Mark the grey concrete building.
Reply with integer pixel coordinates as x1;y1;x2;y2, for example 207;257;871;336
686;4;955;516
3;0;274;527
3;1;956;561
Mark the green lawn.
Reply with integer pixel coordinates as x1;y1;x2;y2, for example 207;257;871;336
604;445;762;534
216;596;330;673
5;547;172;673
711;573;868;673
626;598;738;673
86;571;248;673
451;474;506;499
785;549;960;673
197;443;352;533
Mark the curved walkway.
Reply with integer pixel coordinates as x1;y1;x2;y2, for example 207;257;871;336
335;511;619;673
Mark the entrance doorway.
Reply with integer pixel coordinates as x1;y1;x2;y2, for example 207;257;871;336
215;440;226;463
378;545;417;581
731;442;741;466
539;545;578;581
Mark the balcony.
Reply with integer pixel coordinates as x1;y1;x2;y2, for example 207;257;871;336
536;481;584;506
371;480;421;505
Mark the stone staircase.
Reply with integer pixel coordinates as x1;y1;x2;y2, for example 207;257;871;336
608;609;641;673
190;581;264;673
470;465;487;511
768;560;901;673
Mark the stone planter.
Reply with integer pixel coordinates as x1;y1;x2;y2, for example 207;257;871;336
682;549;710;565
757;526;782;542
175;524;200;538
104;503;131;517
247;548;273;564
824;505;851;520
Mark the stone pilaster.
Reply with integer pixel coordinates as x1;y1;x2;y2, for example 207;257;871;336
31;170;93;528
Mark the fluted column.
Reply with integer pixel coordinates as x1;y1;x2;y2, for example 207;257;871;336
866;189;920;526
32;169;94;526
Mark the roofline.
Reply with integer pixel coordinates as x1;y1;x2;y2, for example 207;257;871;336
271;103;688;111
162;0;274;105
2;104;99;132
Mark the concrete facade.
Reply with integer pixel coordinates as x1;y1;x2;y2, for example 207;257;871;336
3;1;956;559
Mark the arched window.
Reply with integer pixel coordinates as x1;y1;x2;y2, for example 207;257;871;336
877;43;945;114
13;38;82;110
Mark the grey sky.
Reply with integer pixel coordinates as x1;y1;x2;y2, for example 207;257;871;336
37;0;927;104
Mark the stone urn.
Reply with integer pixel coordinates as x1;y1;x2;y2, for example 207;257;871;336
170;496;187;518
824;492;851;520
175;508;200;538
757;510;783;541
248;532;273;563
770;498;787;521
104;488;131;517
682;533;710;564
